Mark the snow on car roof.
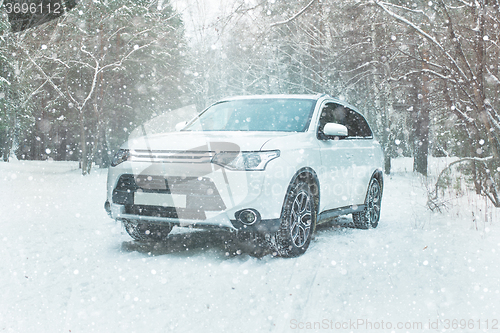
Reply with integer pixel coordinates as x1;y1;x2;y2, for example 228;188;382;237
220;94;325;101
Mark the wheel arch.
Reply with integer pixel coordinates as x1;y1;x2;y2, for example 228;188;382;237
286;167;320;214
275;167;320;256
353;170;383;229
371;169;384;196
361;169;384;206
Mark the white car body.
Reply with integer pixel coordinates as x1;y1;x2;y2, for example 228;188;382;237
106;94;383;255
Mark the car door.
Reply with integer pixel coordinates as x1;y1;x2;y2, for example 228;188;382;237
316;102;354;211
342;107;378;205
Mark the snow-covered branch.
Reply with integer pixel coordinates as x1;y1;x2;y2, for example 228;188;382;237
487;110;500;137
388;69;455;84
453;105;475;123
20;80;48;108
99;42;154;73
0;76;11;85
270;0;317;27
428;156;497;210
43;56;70;69
486;68;500;85
374;1;432;20
78;47;100;113
21;47;69;103
454;0;473;7
374;0;470;82
341;60;381;74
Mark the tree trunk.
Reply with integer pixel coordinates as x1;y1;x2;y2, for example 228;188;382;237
384;154;391;175
413;46;430;176
413;104;429;176
79;110;89;175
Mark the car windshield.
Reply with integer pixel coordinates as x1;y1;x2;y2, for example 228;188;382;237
183;99;316;132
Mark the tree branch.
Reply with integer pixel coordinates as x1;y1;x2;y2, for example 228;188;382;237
270;0;317;27
374;0;470;83
428;156;494;207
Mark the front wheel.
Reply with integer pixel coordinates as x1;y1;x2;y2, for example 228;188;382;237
123;220;172;241
275;179;316;257
352;178;382;229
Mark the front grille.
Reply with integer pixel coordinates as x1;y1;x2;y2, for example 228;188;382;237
112;174;226;213
129;150;214;163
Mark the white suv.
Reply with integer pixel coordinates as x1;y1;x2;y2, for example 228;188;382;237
105;94;383;257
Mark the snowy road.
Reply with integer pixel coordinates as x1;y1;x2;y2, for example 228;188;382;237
1;160;499;332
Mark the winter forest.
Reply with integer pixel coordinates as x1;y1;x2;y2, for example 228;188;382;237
1;0;500;207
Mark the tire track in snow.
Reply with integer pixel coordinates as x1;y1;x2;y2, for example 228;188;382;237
273;241;326;332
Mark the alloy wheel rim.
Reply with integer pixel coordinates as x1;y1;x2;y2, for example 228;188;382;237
367;181;381;225
290;189;312;247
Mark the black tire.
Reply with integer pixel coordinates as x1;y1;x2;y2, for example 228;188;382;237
352;178;382;229
123;220;172;241
275;178;317;257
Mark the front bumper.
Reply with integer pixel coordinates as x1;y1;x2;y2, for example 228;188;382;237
107;202;281;233
106;160;291;234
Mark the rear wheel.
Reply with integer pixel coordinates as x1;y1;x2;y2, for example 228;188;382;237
275;178;316;257
123;220;172;241
352;178;382;229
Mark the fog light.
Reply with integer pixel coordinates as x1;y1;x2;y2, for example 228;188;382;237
104;200;112;218
237;209;259;225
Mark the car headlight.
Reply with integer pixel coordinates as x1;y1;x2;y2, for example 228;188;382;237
111;149;130;167
211;150;280;171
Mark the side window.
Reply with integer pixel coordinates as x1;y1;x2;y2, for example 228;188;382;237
317;103;372;139
344;109;372;138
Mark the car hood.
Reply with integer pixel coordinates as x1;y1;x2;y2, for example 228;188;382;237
122;131;295;152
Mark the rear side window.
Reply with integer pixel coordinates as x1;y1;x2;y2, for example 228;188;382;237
318;103;372;138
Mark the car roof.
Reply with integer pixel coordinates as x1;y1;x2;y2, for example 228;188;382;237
220;94;324;101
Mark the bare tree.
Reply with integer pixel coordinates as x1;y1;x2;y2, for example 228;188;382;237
374;0;500;206
3;0;188;174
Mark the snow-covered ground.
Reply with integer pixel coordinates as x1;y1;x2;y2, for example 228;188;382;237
0;158;499;332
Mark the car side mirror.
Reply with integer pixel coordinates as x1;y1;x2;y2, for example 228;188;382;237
323;123;348;138
175;121;188;131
